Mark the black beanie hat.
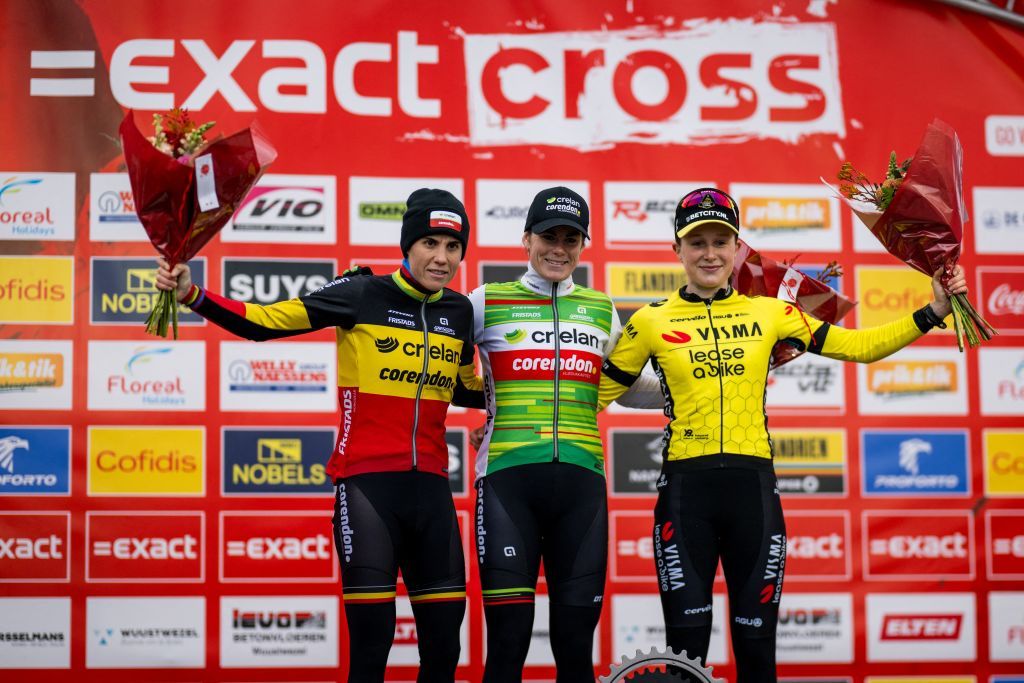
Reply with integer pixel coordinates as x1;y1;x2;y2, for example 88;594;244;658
400;189;470;260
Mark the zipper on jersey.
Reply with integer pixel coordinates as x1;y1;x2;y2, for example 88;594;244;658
551;282;560;462
411;298;430;470
704;300;726;466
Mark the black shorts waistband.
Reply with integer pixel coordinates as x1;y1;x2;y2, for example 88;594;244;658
662;453;774;473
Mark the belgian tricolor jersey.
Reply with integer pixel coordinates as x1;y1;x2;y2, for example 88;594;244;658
599;287;931;467
187;269;481;479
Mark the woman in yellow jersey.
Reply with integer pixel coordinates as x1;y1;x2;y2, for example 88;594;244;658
597;188;967;683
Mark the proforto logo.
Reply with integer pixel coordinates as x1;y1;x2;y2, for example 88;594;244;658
86;512;204;583
0;512;70;582
0;427;71;495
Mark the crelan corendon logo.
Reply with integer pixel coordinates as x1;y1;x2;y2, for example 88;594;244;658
868;361;958;395
88;427;204;496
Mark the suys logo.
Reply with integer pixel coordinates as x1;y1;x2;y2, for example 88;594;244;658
88;426;204;496
0;427;70;495
223;258;335;304
91;257;206;324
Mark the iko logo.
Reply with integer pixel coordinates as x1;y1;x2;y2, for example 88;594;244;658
223;258;335;304
862;431;968;495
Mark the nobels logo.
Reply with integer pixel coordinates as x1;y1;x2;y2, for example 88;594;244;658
742;197;830;231
868;361;957;395
0;352;64;390
881;614;962;640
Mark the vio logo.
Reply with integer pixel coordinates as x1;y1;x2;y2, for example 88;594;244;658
375;337;399;353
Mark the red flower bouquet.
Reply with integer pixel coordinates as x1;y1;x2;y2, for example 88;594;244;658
120;109;277;337
825;119;995;350
732;241;856;369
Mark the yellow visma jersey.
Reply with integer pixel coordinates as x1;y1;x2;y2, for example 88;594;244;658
599;287;926;462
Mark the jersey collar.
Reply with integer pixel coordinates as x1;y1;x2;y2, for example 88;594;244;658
521;262;575;297
392;268;443;303
678;285;734;303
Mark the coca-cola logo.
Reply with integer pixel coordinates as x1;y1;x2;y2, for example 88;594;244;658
988;283;1024;315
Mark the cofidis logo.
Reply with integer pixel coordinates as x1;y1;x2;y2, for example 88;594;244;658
985;429;1024;496
88;427;204;496
222;428;334;495
0;256;73;324
856;266;948;328
0;427;70;495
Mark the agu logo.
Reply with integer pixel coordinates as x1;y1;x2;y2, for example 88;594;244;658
0;512;70;582
88;427;204;496
0;427;70;495
0;256;73;324
985;429;1024;496
86;512;203;583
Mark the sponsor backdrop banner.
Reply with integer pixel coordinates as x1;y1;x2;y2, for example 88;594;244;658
1;0;1022;679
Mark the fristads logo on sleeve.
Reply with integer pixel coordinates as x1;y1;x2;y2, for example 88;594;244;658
219;595;339;668
0;512;70;583
86;597;205;669
222;174;337;245
0;256;73;324
0;173;75;241
89;173;146;242
860;430;969;497
90;257;206;325
729;183;841;252
984;429;1024;496
865;593;976;663
0;340;73;410
220;341;336;413
87;341;205;412
784;511;851;581
0;427;70;495
221;427;334;496
222;258;336;304
87;427;204;496
219;512;337;583
985;510;1024;580
0;597;70;668
770;429;846;496
85;512;204;583
863;511;974;581
611;594;728;666
857;347;968;416
349;177;462;247
776;593;853;664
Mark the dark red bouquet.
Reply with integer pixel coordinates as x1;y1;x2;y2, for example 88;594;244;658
825;119;995;350
120;109;277;337
732;240;856;369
